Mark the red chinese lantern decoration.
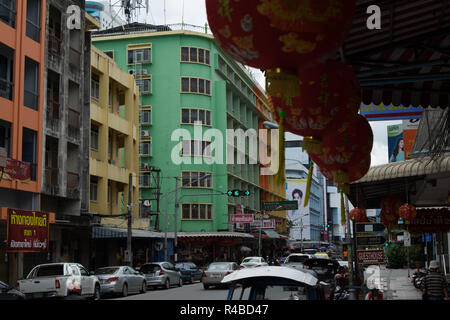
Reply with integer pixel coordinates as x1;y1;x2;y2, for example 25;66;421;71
349;208;369;223
398;203;417;224
380;195;402;229
206;0;357;70
269;60;361;152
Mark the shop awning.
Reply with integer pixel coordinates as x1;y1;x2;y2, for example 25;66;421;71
251;230;284;239
343;1;450;110
92;226;173;239
176;232;255;239
349;154;450;209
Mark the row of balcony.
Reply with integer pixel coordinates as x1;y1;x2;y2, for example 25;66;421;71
46;98;81;141
43;167;80;199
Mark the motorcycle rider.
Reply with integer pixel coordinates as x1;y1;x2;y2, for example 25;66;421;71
328;266;349;300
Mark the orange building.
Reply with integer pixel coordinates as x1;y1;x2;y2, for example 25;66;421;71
0;0;46;283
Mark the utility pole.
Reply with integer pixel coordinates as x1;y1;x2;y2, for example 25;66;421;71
173;177;179;263
127;173;132;267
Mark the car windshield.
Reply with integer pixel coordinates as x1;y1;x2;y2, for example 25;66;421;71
287;256;308;263
35;265;65;277
208;263;230;270
242;258;259;263
140;264;161;274
95;267;120;275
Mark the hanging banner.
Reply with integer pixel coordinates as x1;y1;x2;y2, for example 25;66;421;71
6;209;50;252
387;124;404;163
402;118;420;160
360;103;424;121
1;158;31;182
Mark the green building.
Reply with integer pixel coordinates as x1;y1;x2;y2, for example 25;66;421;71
92;23;281;264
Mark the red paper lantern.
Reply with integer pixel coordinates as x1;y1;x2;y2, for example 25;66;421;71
349;208;369;222
206;0;357;70
271;60;360;130
380;195;402;228
398;203;417;224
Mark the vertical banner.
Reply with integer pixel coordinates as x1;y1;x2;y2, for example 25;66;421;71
387;124;404;163
402;119;420;160
6;209;50;252
286;178;310;241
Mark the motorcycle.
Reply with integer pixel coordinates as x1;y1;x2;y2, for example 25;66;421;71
332;286;349;300
412;269;428;289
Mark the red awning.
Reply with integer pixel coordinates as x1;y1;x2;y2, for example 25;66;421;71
342;0;450;109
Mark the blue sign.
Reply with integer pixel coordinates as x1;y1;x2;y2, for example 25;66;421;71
360;103;423;121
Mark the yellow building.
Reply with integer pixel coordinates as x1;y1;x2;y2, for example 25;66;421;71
89;46;140;224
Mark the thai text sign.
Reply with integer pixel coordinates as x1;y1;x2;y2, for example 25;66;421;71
230;214;254;224
357;249;385;265
7;209;49;252
250;219;275;229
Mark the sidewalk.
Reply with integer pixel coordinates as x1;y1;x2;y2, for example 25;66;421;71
383;267;422;300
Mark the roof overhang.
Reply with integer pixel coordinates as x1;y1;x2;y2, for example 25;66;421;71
349;154;450;209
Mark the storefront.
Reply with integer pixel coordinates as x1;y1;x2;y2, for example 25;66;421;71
177;232;256;267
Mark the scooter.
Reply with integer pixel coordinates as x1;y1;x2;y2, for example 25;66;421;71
412;269;428;289
331;286;349;300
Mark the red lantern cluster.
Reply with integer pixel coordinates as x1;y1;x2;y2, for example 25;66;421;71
398;203;417;224
206;0;356;70
349;208;369;223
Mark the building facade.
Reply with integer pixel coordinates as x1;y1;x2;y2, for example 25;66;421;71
91;23;284;264
85;1;126;30
0;0;47;283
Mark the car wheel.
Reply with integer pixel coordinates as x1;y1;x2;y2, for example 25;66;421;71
203;284;209;290
91;284;101;301
165;279;170;290
140;281;147;293
122;283;128;297
178;277;183;287
189;276;193;284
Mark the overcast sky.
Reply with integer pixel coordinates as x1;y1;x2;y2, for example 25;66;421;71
125;0;399;166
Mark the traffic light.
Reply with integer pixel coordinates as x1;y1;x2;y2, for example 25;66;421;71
227;189;251;197
384;241;391;247
322;224;330;228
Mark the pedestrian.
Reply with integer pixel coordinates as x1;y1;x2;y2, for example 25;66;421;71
421;260;448;300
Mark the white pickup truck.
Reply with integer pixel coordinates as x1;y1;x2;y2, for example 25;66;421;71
16;263;101;300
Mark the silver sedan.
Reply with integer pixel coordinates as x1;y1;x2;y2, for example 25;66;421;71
94;266;147;297
202;262;239;289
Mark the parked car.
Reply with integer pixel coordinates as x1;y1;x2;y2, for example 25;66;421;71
175;262;203;284
284;253;312;271
140;262;183;289
239;257;268;269
202;262;239;289
16;263;101;300
0;281;25;300
94;266;146;297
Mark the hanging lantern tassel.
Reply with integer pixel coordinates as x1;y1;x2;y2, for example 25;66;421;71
304;160;313;206
340;191;346;225
266;68;300;107
275;110;285;184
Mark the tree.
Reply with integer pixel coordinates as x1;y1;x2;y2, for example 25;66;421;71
386;243;406;268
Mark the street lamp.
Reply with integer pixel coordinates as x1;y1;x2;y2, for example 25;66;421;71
292;214;309;252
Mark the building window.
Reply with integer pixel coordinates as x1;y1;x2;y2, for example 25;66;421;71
139;173;151;188
90;124;99;151
181;108;211;126
127;47;151;64
140;107;152;124
0;119;11;157
180;77;211;96
26;0;41;42
91;74;99;101
0;42;14;101
181;171;212;188
0;0;16;28
180;47;210;65
103;50;114;59
24;57;39;110
181;140;211;157
181;203;213;220
90;176;98;202
22;127;37;181
140;140;152;156
137;77;151;94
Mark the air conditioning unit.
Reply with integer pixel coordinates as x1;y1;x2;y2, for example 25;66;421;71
141;69;148;75
140;162;150;170
128;69;135;75
141;130;150;137
143;199;151;207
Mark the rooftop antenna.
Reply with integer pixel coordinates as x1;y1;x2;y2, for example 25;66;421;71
111;0;147;24
164;0;166;25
